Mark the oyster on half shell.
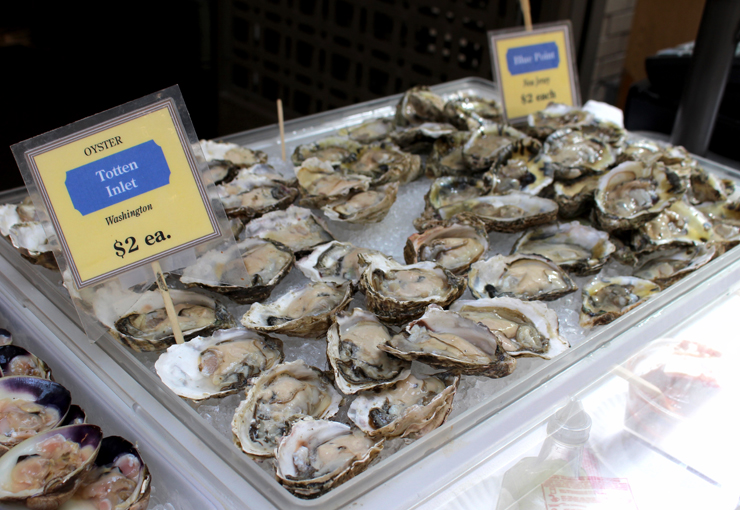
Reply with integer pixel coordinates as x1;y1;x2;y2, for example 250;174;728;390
404;221;489;275
580;276;661;327
322;182;399;224
241;205;334;257
296;241;382;287
437;193;559;233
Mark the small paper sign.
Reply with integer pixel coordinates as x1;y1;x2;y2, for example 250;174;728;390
488;21;580;123
12;87;221;288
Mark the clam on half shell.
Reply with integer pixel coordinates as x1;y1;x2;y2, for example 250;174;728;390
275;417;384;499
450;298;569;359
0;345;52;379
326;308;411;395
347;372;459;439
231;360;343;457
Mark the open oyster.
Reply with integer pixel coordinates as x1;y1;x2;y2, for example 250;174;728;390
296;157;372;208
395;85;447;126
241;205;334;257
231;360;343;457
425;175;491;212
179;241;256;303
155;328;284;400
200;140;268;167
6;221;57;270
291;136;362;167
112;290;234;352
358;253;467;325
322;182;399;224
338;117;395;144
527;103;594;140
463;123;527;171
275;417;383;499
326;308;411;394
543;127;616;181
238;237;294;303
241;281;353;338
404;221;489;274
552;175;600;218
444;95;503;130
630;199;716;254
580;276;661;327
381;305;516;378
390;122;458;154
0;424;102;509
633;244;716;288
217;164;299;221
60;436;151;510
296;241;382;287
344;142;422;184
425;132;473;177
0;376;71;455
468;254;577;301
0;346;52;379
594;160;685;232
512;221;616;276
437;193;559;233
488;137;553;195
450;298;569;359
348;372;459;439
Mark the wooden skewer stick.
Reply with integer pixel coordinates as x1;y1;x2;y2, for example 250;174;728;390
151;260;185;344
519;0;533;31
611;365;664;401
277;99;287;162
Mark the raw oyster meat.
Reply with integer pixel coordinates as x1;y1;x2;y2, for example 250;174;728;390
275;417;383;499
155;328;284;400
437;193;559;233
296;157;372;208
381;305;516;378
217;164;299;221
630;200;715;253
358;253;467;325
326;308;411;394
425;131;473;177
512;221;616;276
291;136;362;166
390;122;458;153
633;244;716;288
348;372;459;439
238;237;294;303
444;95;503;130
240;281;353;338
0;424;102;508
468;254;577;301
450;298;569;359
296;241;382;287
200;140;268;167
395;85;447;126
231;360;343;457
488;137;554;195
322;182;399;224
112;290;234;352
0;346;52;379
543;127;616;181
241;205;334;257
338;117;395;144
59;435;151;510
527;103;594;140
0;376;71;454
404;221;488;274
580;276;661;327
594;160;685;232
425;175;491;212
344;142;422;184
463;123;527;171
552;175;600;218
179;241;254;303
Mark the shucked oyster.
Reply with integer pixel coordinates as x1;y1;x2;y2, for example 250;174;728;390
468;254;577;301
425;131;473;177
488;137;554;196
322;182;399;224
155;328;284;400
344;142;422;185
200;140;268;167
241;281;353;338
404;221;488;275
338;117;395;144
296;157;372;208
348;372;459;439
444;95;503;130
580;276;661;327
112;290;234;352
437;193;559;233
242;205;334;257
291;136;363;167
236;237;294;303
296;241;382;287
543;127;616;181
527;103;594;140
381;305;516;378
425;176;491;212
390;122;458;154
326;308;411;394
633;244;716;288
217;164;299;222
450;298;569;359
275;417;383;499
630;200;715;254
358;253;467;325
463;123;527;171
231;360;343;457
395;85;447;126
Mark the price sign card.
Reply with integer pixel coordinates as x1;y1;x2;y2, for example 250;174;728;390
488;21;580;123
12;86;221;288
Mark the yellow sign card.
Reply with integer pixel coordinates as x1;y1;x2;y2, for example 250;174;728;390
489;22;580;123
24;98;220;288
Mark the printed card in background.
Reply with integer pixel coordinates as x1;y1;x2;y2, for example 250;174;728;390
14;90;221;288
489;22;580;123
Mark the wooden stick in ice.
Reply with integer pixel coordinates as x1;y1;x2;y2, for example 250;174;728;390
277;99;287;162
151;260;185;344
519;0;533;31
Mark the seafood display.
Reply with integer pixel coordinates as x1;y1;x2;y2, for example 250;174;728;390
3;81;739;502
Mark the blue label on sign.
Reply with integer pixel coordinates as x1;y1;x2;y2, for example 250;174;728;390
65;140;170;216
506;42;560;75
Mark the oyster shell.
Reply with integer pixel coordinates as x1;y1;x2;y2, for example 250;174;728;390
275;417;383;499
527;103;594;140
425;175;491;211
580;276;661;327
296;241;382;287
205;159;240;186
630;200;715;254
444;95;503;130
390;122;458;153
468;254;577;301
358;253;467;325
217;164;299;221
7;221;57;270
404;221;489;274
437;193;559;233
450;298;569;359
633;244;716;288
231;360;343;457
347;372;459;439
200;140;268;167
0;346;52;379
512;221;616;276
155;328;284;400
296;157;372;208
344;142;422;184
425;131;473;177
395;85;447;126
240;281;353;338
488;137;554;195
552;175;600;218
241;205;335;257
0;424;102;508
463;123;527;171
326;308;411;394
322;182;399;224
238;238;295;303
594;160;685;232
338;117;395;144
381;305;516;378
291;136;363;167
543;127;616;181
112;290;234;352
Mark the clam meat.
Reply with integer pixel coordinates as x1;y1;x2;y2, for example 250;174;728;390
0;346;52;379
